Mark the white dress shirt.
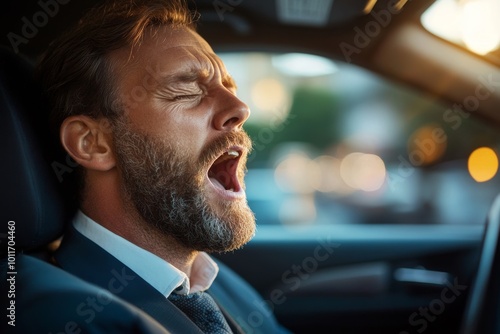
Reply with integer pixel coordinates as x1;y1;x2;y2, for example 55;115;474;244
73;210;219;297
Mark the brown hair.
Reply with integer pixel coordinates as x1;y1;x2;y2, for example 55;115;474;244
37;0;197;134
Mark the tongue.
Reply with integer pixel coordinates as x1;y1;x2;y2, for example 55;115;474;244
209;177;226;191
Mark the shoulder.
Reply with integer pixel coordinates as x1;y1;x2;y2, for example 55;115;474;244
13;254;170;334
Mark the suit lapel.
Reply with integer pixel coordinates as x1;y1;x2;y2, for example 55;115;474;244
54;225;203;334
207;288;245;334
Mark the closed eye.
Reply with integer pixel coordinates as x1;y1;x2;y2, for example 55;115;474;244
172;94;201;101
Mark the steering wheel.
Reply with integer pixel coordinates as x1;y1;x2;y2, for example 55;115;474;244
460;194;500;334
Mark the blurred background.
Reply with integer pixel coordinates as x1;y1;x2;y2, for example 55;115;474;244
220;51;500;226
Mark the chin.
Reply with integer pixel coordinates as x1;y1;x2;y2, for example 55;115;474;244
212;203;256;253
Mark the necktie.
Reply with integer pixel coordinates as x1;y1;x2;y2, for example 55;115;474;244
168;291;233;334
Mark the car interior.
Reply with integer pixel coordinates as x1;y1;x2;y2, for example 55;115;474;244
2;0;500;333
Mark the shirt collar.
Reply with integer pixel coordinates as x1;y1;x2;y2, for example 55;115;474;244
72;210;219;296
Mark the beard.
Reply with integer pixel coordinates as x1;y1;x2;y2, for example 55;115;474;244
111;119;256;253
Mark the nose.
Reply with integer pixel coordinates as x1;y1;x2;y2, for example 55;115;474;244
212;88;250;131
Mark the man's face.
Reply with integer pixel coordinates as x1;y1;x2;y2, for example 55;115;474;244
110;26;255;252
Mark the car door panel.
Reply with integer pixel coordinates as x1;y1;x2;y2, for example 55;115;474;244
216;224;483;333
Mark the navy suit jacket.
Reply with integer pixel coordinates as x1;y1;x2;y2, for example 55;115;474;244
13;254;171;334
52;225;288;334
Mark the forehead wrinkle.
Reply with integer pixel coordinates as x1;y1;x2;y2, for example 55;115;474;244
143;43;234;93
156;59;235;92
168;47;214;77
206;52;237;91
179;47;233;85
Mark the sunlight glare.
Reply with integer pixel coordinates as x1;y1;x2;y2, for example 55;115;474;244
461;0;500;55
422;0;500;55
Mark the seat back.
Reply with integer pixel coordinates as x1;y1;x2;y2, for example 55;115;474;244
0;47;76;254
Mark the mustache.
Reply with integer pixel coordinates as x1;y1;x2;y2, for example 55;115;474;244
200;130;253;167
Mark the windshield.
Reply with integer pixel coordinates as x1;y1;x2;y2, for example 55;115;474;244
221;52;500;226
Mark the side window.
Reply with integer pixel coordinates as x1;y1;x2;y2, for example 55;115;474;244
220;52;500;226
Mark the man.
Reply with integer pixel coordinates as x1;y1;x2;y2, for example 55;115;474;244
36;0;289;333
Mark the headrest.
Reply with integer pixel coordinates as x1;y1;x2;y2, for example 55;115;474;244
0;47;75;252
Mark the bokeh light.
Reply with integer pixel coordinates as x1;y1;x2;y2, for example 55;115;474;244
407;125;447;166
272;53;338;77
468;147;498;182
274;153;320;194
340;153;387;192
251;78;290;118
313;155;347;193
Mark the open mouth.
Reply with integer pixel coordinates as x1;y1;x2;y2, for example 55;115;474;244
207;146;243;196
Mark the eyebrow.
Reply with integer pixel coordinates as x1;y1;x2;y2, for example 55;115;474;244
157;70;237;91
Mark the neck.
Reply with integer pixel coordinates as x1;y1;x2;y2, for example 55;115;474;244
81;171;197;275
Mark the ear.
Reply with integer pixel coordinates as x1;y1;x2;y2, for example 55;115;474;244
60;115;116;171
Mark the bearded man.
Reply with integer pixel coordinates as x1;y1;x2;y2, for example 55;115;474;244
36;0;289;333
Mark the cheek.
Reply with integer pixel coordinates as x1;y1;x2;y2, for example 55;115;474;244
153;121;206;166
172;131;206;163
128;101;212;158
169;113;211;150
